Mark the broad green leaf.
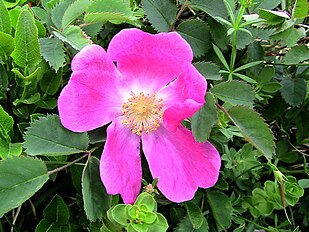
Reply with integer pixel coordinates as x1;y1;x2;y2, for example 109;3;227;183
284;45;309;64
23;114;89;156
135;192;157;212
292;0;309;19
211;81;255;107
0;0;11;34
62;0;90;28
0;140;22;159
0;105;13;142
175;215;209;232
247;41;264;75
51;0;73;29
143;0;177;32
40;69;62;95
271;26;305;48
176;20;211;57
280;77;306;107
44;195;70;224
193;62;222;80
31;6;49;24
228;106;275;159
39;38;65;72
298;179;309;189
208;17;229;50
207;191;233;230
82;156;111;221
191;0;228;20
148;214;169;232
251;0;281;12
258;9;290;25
234;30;255;50
13;93;41;106
3;0;26;8
184;202;204;229
0;156;49;216
85;0;138;25
8;6;21;29
212;44;229;71
262;82;282;93
256;66;275;84
11;10;42;68
192;93;218;142
53;25;91;50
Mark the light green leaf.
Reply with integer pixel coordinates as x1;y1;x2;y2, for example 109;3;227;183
280;77;306;107
39;38;65;72
258;9;290;25
0;32;16;56
23;114;89;156
44;195;70;224
85;0;138;25
193;62;222;80
192;93;218;142
207;191;233;230
82;156;111;221
211;81;255;107
191;0;228;20
0;140;22;159
233;73;257;84
284;44;309;64
0;105;13;142
53;25;91;50
176;20;211;57
0;0;11;34
262;82;282;93
51;0;73;29
148;214;169;232
185;202;204;229
228;106;275;159
0;156;49;216
175;215;209;232
212;43;229;71
62;0;90;28
292;0;309;19
11;10;41;68
143;0;177;32
8;7;21;29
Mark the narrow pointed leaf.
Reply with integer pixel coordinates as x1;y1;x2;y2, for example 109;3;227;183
234;61;263;72
212;43;229;70
228;106;275;159
23;115;89;156
0;156;49;216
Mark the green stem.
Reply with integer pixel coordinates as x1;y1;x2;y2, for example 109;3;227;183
281;0;286;10
236;216;272;231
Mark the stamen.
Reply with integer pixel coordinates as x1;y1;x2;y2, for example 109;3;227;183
121;92;164;136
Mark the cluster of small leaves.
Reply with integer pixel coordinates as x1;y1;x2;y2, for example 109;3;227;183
0;0;308;231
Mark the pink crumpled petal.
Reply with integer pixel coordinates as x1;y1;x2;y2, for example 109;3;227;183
100;118;142;204
142;125;221;203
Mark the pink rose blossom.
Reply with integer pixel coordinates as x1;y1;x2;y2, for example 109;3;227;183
58;28;221;204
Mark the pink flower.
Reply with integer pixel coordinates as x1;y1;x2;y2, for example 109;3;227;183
58;28;221;204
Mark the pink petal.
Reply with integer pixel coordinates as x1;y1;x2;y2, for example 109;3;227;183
107;28;193;93
142;125;220;203
58;44;126;132
100;118;142;204
159;64;207;131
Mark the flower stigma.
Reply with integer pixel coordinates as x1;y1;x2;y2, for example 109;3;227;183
121;92;164;136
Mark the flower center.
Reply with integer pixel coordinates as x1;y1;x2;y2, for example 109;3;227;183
121;92;164;136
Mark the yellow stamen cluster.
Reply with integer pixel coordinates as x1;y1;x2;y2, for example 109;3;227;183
121;92;164;136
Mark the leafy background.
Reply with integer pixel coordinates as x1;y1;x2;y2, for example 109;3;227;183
0;0;308;231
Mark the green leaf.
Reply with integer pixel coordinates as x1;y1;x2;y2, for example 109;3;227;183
233;73;257;84
82;156;111;221
11;10;41;68
298;179;309;189
134;192;157;212
175;215;209;232
36;98;58;109
280;77;306;107
262;82;282;93
0;32;14;56
176;20;211;57
234;61;263;73
109;204;129;226
51;0;73;29
0;0;11;34
184;202;204;229
0;140;22;159
211;81;255;107
284;45;309;64
8;7;21;30
40;69;62;95
148;214;169;232
292;0;309;19
251;0;281;12
0;105;13;142
62;0;90;28
192;93;218;142
193;62;222;80
228;106;275;159
85;0;138;25
212;43;229;71
44;195;70;224
53;25;91;50
191;0;228;20
143;0;177;32
271;26;305;48
0;156;49;216
23;114;89;156
258;9;290;25
207;191;233;230
39;38;65;72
